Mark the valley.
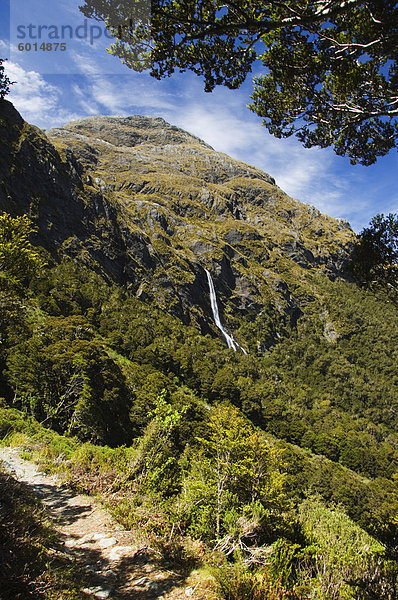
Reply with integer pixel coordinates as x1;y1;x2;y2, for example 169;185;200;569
0;99;397;599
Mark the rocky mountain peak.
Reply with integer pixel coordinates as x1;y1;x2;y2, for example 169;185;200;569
46;113;276;187
46;114;214;150
0;100;356;342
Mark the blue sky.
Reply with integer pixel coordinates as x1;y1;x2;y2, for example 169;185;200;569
2;0;398;232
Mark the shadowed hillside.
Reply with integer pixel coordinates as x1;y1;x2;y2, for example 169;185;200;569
0;100;397;599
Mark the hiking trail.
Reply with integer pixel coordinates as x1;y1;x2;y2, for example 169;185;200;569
0;447;203;600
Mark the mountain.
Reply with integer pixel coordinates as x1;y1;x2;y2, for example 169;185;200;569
1;98;397;454
1;99;398;597
1;101;354;345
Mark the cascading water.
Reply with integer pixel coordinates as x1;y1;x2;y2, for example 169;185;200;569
205;269;247;354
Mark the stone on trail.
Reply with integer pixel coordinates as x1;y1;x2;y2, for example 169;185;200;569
98;536;118;548
82;585;113;599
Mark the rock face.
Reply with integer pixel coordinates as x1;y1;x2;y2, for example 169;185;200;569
0;101;356;345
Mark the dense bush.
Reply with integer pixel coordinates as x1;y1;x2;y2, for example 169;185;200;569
1;212;398;596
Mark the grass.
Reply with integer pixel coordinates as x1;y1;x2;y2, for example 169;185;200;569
0;466;87;600
0;407;136;495
0;407;217;594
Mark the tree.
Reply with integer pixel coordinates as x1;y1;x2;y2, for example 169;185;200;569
298;497;386;600
350;213;398;291
181;403;286;543
6;315;133;445
130;389;183;495
0;213;46;291
0;214;47;396
0;59;13;100
80;1;398;164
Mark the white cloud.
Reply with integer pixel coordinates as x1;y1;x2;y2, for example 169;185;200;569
67;50;176;114
89;76;176;114
71;83;98;115
0;40;9;54
5;61;80;127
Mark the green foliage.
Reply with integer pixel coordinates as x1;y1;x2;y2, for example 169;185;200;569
6;315;133;446
0;197;397;596
0;467;87;599
0;140;396;596
1;405;397;597
130;390;184;496
0;406;136;495
179;404;287;545
80;1;398;163
296;497;388;600
0;407;43;441
299;497;384;563
350;213;398;294
1;243;397;554
267;538;302;590
0;212;46;290
0;59;12;100
33;260;110;324
258;279;398;481
149;388;183;430
0;213;48;397
212;559;299;600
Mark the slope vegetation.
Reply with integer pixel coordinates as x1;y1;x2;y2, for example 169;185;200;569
0;100;397;598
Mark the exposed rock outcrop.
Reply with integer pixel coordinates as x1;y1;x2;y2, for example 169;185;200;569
0;101;356;347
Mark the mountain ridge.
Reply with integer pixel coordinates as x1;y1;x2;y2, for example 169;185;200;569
0;105;355;336
47;113;216;151
1;100;398;598
0;101;356;348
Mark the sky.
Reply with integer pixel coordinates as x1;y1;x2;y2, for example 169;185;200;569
1;0;398;233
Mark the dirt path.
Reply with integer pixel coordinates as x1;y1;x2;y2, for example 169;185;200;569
0;447;196;600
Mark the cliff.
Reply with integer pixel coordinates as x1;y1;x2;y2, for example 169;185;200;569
0;101;355;349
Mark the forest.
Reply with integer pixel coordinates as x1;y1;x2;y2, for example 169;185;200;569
1;0;398;594
1;204;398;599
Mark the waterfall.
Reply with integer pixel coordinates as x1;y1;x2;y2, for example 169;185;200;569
205;269;247;354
